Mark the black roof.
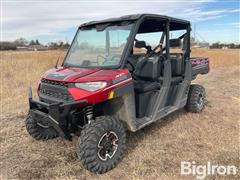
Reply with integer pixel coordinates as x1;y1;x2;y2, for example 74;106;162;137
80;14;190;27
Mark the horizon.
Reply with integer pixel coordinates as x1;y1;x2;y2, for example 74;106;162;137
1;0;239;45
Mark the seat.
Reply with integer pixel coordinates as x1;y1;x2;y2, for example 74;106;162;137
170;53;184;76
126;54;145;72
133;54;162;93
134;81;160;93
134;54;162;81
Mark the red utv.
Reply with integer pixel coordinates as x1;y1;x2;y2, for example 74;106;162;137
26;14;209;173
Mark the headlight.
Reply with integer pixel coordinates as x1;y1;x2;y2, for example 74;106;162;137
75;81;107;92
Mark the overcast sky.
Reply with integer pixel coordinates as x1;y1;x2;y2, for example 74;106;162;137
1;0;239;44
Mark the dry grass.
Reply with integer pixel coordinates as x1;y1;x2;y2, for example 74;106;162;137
191;47;239;69
0;48;240;179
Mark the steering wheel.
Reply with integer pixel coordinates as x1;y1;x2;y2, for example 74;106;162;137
126;57;139;73
97;55;107;61
109;55;121;62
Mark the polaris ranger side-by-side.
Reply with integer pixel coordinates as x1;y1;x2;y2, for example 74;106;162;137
26;14;209;173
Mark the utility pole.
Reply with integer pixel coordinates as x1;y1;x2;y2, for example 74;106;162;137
194;24;196;42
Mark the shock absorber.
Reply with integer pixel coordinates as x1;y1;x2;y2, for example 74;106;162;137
84;105;93;123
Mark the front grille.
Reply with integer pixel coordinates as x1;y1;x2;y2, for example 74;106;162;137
39;89;73;101
39;78;73;102
41;78;68;87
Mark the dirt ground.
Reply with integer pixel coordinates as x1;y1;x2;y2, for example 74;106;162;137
0;49;239;179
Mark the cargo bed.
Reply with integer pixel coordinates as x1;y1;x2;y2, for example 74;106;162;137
191;57;209;78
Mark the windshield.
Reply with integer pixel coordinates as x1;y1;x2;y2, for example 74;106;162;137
64;23;133;68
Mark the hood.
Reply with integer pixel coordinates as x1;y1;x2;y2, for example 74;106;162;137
43;67;101;82
42;66;130;83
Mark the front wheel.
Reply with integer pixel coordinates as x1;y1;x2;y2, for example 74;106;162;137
77;116;126;174
25;113;58;140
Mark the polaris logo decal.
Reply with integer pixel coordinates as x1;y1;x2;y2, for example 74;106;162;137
46;73;67;80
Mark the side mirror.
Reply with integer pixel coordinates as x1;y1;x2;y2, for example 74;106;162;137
170;39;181;47
135;41;146;48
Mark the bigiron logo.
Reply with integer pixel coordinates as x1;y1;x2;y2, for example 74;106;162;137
181;161;238;179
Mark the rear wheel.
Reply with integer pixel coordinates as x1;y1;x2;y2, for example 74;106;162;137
77;116;126;174
185;84;206;113
25;113;58;140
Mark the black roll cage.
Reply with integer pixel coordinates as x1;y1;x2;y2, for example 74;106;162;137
120;15;191;69
62;14;191;69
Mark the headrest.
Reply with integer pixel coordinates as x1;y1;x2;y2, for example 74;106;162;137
135;41;146;48
169;39;181;47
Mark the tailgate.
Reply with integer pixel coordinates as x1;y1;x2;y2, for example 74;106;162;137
191;57;209;76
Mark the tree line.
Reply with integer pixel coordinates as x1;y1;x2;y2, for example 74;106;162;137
210;42;240;49
0;38;70;50
1;37;239;50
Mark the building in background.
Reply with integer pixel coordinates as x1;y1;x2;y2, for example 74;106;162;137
28;45;48;51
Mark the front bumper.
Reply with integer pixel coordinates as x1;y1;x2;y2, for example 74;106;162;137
28;87;87;140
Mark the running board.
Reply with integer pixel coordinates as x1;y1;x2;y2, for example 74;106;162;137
135;106;178;130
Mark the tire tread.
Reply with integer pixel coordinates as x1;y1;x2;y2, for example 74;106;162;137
25;114;58;140
77;116;126;174
185;84;206;113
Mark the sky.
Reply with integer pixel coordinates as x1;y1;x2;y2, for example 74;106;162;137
1;0;239;45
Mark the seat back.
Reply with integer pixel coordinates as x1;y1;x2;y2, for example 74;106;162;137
135;54;162;81
170;53;184;76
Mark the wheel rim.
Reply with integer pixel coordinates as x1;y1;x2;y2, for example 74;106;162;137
197;93;204;109
97;131;119;161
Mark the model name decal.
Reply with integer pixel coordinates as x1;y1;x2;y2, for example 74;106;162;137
191;58;209;65
111;73;131;85
105;78;132;90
